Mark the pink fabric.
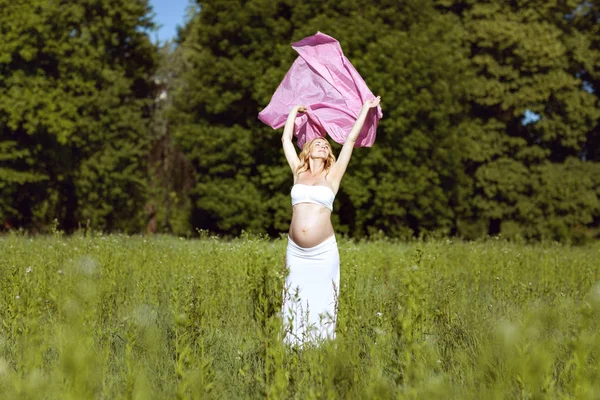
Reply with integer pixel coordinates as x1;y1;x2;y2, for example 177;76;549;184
258;32;382;148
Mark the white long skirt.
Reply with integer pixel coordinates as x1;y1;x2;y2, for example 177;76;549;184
282;235;340;346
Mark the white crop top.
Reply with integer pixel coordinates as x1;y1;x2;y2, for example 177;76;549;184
291;184;335;211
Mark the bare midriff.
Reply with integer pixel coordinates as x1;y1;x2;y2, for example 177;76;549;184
289;203;334;248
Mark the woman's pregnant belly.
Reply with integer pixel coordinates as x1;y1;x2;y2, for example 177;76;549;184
289;204;334;248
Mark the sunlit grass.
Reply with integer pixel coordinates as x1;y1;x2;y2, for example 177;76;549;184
1;232;599;399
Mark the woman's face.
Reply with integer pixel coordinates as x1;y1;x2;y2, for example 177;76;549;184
310;139;330;159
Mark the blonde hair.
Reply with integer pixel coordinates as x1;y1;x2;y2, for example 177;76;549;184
296;137;336;175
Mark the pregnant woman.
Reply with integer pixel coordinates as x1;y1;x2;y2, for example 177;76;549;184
281;96;381;346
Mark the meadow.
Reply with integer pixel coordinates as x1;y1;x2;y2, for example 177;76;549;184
0;232;599;399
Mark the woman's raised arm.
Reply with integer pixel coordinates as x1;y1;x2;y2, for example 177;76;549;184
281;105;306;172
329;97;380;188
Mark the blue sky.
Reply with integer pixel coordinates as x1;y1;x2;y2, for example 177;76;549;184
149;0;191;43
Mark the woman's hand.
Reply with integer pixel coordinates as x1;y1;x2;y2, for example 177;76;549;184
362;96;381;110
295;105;308;113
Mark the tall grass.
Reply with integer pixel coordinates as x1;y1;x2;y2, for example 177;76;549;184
0;232;599;399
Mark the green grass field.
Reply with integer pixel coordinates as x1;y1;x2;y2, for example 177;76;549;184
1;233;599;399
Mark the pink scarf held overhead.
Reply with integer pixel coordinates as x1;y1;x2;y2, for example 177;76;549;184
258;32;383;148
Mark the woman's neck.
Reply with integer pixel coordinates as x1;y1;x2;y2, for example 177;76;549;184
308;159;325;175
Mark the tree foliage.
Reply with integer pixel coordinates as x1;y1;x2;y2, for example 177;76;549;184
0;0;157;232
167;0;599;241
171;0;469;237
1;0;598;241
436;0;600;240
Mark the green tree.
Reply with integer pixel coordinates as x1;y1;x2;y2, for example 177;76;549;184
172;0;599;240
437;0;600;240
172;0;477;238
571;1;600;165
335;3;476;238
147;42;196;236
0;0;158;232
171;0;296;235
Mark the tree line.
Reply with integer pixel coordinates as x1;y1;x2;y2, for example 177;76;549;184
1;0;599;242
